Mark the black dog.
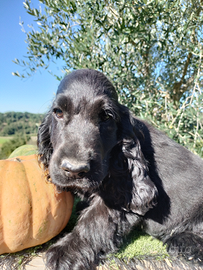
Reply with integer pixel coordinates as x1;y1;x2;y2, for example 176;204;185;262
37;69;203;269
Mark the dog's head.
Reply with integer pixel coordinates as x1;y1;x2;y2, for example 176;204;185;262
38;69;157;213
38;69;120;193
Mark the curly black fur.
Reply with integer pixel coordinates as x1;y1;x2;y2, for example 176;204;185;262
37;69;203;270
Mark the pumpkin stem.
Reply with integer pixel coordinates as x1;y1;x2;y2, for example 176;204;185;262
13;158;22;162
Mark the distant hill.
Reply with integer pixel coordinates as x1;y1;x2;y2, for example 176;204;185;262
0;112;44;136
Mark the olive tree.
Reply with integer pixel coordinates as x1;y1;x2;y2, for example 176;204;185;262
14;0;203;156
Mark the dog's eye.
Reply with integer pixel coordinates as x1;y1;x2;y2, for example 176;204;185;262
99;110;112;122
53;108;63;119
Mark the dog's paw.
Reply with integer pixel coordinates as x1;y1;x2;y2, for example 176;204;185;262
166;232;203;264
45;242;97;270
45;244;72;270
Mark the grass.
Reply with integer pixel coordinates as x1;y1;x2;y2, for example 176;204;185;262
0;136;13;147
115;228;168;260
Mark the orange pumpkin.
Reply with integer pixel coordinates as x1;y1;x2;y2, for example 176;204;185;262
0;155;74;254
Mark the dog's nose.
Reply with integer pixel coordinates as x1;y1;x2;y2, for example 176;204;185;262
61;160;90;178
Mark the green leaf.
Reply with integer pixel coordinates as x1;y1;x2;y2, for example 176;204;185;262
12;71;20;77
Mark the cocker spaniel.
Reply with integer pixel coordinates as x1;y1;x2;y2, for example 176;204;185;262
38;69;203;269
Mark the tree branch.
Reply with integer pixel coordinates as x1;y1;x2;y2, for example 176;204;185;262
172;52;192;102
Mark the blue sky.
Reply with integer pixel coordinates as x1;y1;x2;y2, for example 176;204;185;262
0;1;64;114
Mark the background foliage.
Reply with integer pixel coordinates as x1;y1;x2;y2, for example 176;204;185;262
0;136;29;159
0;112;44;136
0;112;43;159
14;0;203;157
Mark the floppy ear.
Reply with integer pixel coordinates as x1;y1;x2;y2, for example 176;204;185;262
114;105;158;216
37;110;53;172
122;137;158;216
